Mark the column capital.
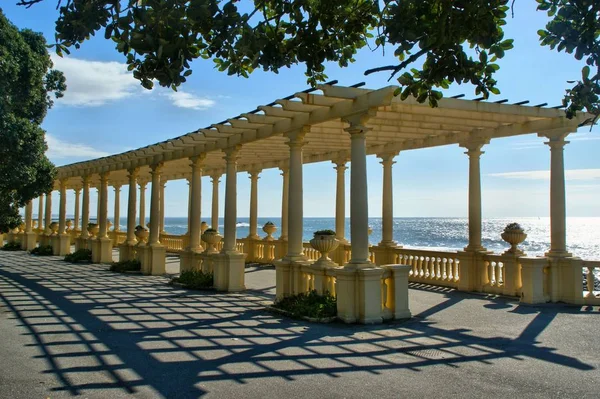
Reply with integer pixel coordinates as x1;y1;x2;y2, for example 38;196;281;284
223;145;242;161
189;154;206;169
538;128;573;142
332;157;349;169
113;184;122;192
460;137;490;154
99;171;110;181
210;173;222;183
59;178;68;188
285;126;310;148
248;169;261;180
82;175;91;185
127;167;140;178
342;108;376;132
377;151;399;164
150;162;164;174
73;186;82;194
278;164;289;174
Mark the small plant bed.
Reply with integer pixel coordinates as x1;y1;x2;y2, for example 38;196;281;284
110;259;142;273
64;249;92;263
1;242;22;251
170;270;214;290
270;290;337;322
30;245;54;256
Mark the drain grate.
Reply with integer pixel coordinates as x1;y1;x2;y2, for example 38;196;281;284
397;347;452;360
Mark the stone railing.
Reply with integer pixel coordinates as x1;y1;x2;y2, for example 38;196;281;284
581;260;600;305
160;233;189;253
388;248;461;289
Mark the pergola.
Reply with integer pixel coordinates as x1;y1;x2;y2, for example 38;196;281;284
17;84;596;323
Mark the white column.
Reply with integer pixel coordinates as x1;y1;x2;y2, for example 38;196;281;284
126;168;138;245
543;132;571;256
462;140;488;252
58;179;67;234
345;117;371;266
96;188;101;222
378;152;399;247
37;194;44;231
74;188;81;231
333;159;348;244
44;190;52;233
285;129;308;260
148;163;163;245
98;173;109;239
222;146;241;252
188;156;204;251
139;181;147;227
159;181;166;234
247;170;260;239
211;173;221;231
186;178;192;234
80;177;90;239
25;200;33;233
279;166;289;241
113;185;121;231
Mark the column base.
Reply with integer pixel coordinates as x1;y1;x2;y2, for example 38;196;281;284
91;237;113;263
118;243;138;262
51;234;71;256
180;250;203;272
274;258;312;299
336;265;385;324
545;250;572;258
247;234;260;240
213;251;247;292
23;232;37;251
377;240;400;248
138;244;166;275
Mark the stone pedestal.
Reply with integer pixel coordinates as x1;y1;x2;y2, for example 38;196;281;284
51;234;71;256
180;250;203;272
118;243;137;262
138;244;166;275
519;257;548;304
91;238;113;263
382;264;412;320
39;234;51;247
213;251;246;292
200;253;216;274
274;258;312;299
336;265;384;324
23;232;37;251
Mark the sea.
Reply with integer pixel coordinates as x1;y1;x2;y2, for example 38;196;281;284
104;216;600;260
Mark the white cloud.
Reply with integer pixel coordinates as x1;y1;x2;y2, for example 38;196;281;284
164;90;215;110
51;55;140;106
46;134;111;160
489;169;600;181
511;132;600;150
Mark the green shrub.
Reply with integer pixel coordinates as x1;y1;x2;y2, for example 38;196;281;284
1;241;22;251
110;259;142;273
64;249;92;263
171;270;213;289
313;229;336;236
30;245;54;256
274;290;337;319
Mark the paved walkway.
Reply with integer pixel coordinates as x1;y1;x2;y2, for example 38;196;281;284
0;250;598;398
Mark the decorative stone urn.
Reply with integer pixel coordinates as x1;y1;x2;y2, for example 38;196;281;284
201;229;222;254
262;222;277;241
134;226;149;244
501;223;527;255
310;230;339;268
200;221;209;234
66;219;73;231
368;226;373;236
49;222;59;236
18;223;25;233
87;223;99;238
107;220;113;230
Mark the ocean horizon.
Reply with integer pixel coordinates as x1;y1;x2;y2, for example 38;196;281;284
39;215;600;261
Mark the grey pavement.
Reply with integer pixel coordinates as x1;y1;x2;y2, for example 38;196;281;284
0;249;599;398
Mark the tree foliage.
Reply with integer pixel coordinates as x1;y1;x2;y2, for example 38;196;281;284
0;10;65;233
15;0;599;120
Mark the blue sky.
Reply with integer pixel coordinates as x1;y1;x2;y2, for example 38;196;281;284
4;1;599;219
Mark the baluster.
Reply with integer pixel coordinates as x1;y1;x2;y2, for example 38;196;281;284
435;257;441;280
498;262;504;286
454;259;460;282
586;266;595;297
442;258;448;281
